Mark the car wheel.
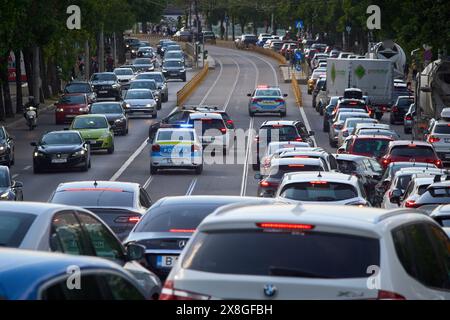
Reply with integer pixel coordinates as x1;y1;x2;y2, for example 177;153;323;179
163;94;168;102
249;110;254;117
82;160;89;172
157;102;162;110
150;165;158;175
307;90;312;95
280;111;287;118
319;108;324;116
182;76;187;82
9;151;15;166
195;165;203;175
404;128;411;134
323;123;329;133
107;145;115;154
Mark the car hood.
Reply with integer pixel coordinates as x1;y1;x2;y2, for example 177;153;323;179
101;114;125;121
91;81;116;85
124;99;156;105
73;128;109;139
38;144;82;154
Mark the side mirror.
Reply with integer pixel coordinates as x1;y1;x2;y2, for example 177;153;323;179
247;93;252;97
254;173;262;180
12;181;23;188
125;243;146;261
389;189;403;205
283;94;288;97
30;142;38;147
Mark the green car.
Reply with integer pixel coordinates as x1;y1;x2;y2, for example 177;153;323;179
70;115;115;154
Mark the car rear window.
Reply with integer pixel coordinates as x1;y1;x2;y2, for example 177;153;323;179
157;130;194;142
193;119;225;135
65;84;90;93
50;190;134;208
130;81;157;90
183;231;380;279
390;146;435;157
0;212;37;247
339;102;366;109
353;139;390;156
397;99;414;108
268;165;323;179
260;126;299;142
434;125;450;135
280;182;358;202
59;95;86;104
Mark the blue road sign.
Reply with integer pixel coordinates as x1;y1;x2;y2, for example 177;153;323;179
295;20;304;29
295;51;303;61
296;64;302;72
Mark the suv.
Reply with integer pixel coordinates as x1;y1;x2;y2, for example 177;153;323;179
162;203;450;299
380;141;443;169
425;120;450;165
90;73;121;101
390;96;414;124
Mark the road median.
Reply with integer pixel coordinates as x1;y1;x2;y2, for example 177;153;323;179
176;62;209;107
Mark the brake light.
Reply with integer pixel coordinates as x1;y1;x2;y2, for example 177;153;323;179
259;181;278;188
333;124;343;129
428;136;441;143
435;159;443;167
405;200;419;208
295;137;303;142
115;216;141;223
160;280;210;300
381;158;391;167
252;98;261;103
226;120;234;125
377;290;406;300
274;99;285;103
310;181;328;185
152;144;161;152
256;223;315;231
392;106;399;112
220;128;227;134
349;102;358;105
169;229;196;233
405;115;412;121
288;164;305;168
257;85;269;89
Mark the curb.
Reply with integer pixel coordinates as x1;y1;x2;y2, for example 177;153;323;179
3;102;56;129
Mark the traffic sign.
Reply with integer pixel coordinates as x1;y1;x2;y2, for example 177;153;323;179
295;20;304;29
346;25;352;33
296;64;302;72
295;51;303;61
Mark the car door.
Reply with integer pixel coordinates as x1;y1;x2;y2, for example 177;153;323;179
100;273;146;300
139;187;152;210
49;211;91;255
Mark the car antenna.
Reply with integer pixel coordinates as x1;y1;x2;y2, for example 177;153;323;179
317;171;323;178
94;180;98;188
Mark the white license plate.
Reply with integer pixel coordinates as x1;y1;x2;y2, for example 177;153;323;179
88;140;97;144
445;139;450;143
157;255;178;268
99;90;108;94
66;114;76;118
52;159;67;164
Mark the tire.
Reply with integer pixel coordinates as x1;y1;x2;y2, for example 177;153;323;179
88;159;91;168
150;165;158;175
319;107;324;116
307;90;312;95
107;144;115;154
10;150;15;166
329;138;337;148
195;165;203;175
82;160;89;172
163;94;168;103
404;128;411;134
252;163;260;171
323;123;329;133
375;113;383;121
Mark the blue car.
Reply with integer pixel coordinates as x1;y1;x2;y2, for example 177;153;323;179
0;249;146;300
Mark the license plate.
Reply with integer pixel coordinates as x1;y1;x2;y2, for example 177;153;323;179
52;159;67;164
445;139;450;143
445;154;450;159
99;90;108;94
66;114;76;118
88;140;97;144
156;255;178;268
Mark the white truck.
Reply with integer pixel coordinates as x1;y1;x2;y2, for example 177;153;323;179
327;58;394;120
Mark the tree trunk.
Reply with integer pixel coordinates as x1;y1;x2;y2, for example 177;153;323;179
14;50;23;114
232;15;235;41
41;50;50;99
0;52;13;118
32;45;41;103
23;48;34;98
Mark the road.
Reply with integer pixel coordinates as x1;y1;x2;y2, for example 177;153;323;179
8;45;411;203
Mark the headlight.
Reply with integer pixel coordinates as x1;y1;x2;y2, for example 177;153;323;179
79;107;89;112
162;69;167;73
73;150;86;157
0;192;9;200
125;103;131;108
33;151;43;157
56;108;64;112
0;146;5;152
115;118;125;123
101;132;111;138
112;84;120;89
146;104;153;108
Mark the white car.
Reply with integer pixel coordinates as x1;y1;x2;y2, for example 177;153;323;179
337;118;379;147
258;141;311;172
276;172;368;206
150;128;203;174
399;175;442;208
430;205;450;237
189;112;233;152
274;150;338;172
113;67;135;88
162;203;450;300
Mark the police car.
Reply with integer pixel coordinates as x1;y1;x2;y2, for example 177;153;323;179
247;85;288;117
150;128;203;174
189;112;233;152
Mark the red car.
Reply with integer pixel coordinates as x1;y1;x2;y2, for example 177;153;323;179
339;135;393;160
380;140;443;169
55;94;90;125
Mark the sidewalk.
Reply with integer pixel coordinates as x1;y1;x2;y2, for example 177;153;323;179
0;98;57;129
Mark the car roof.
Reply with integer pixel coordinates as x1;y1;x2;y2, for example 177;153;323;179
389;140;432;147
45;130;81;136
0;201;80;216
428;181;450;188
261;120;297;126
130;79;156;83
91;101;122;105
270;157;324;166
55;181;139;193
353;135;393;141
163;58;183;62
431;205;450;217
66;81;89;85
282;172;357;184
333;154;370;161
61;93;87;97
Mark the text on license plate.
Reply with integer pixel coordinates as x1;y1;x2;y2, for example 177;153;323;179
157;255;178;268
445;138;450;143
99;90;108;93
52;159;67;164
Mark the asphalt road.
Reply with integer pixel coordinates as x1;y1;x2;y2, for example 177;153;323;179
9;45;412;203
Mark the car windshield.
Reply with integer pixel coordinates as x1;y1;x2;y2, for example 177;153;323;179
165;52;183;59
134;59;152;65
0;169;10;187
91;74;116;81
390;146;435;157
59;95;85;104
434;125;450;135
129;81;157;90
51;190;134;207
72;117;108;129
345;119;377;129
255;89;282;97
267;165;323;179
125;91;153;100
167;45;181;51
65;83;90;93
41;133;82;145
358;130;398;138
114;69;133;75
183;231;380;279
157;131;194;142
353;139;390;156
164;60;183;68
281;182;358;202
0;212;37;247
90;103;123;114
136;73;163;82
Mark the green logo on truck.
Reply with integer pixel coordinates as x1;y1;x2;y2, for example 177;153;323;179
331;63;336;83
355;65;366;79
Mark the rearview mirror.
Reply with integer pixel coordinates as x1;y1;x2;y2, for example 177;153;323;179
125;243;146;261
247;93;252;97
283;94;288;97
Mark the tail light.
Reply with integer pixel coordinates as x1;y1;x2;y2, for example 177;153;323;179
405;200;419;208
405;115;412;121
332;124;343;130
226;120;234;125
220;128;227;134
115;216;141;223
376;290;406;300
152;144;160;152
160;280;210;300
381;158;391;167
428;136;441;143
435;159;443;167
392;106;399;113
191;144;201;152
259;181;278;188
252;98;261;103
256;222;315;231
295;137;303;142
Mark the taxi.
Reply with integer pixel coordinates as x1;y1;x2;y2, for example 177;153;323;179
150;128;203;175
247;85;288;117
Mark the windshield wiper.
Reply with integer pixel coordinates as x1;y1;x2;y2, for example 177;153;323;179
269;266;334;279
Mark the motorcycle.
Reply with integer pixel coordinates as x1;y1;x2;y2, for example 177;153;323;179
24;106;38;130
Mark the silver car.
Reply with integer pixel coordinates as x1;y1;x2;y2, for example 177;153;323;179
329;111;370;147
134;72;168;102
426;119;450;164
0;202;161;299
123;89;158;118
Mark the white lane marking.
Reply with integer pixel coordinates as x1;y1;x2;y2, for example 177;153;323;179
223;57;241;111
110;139;149;181
240;117;254;197
24;166;32;170
250;55;279;87
185;178;198;196
12;174;19;179
143;175;154;189
199;57;224;105
299;104;317;146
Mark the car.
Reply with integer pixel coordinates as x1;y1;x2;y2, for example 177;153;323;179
269;41;284;52
125;37;141;53
137;46;156;59
257;36;272;47
48;181;152;240
125;196;273;281
185;105;235;130
0;202;160;299
307;70;326;94
337;118;379;147
425;120;450;165
356;128;400;140
257;141;314;172
404;103;416;134
322;97;341;132
312;78;326;110
430;205;450;237
399;180;450;213
276;172;368;206
272;149;338;172
0;126;15;166
189;112;232;153
174;30;192;42
161;59;186;82
254;121;316;170
150;128;203;175
338;135;393;159
329;112;370;147
0;166;23;201
247;85;288;117
134;72;168;102
392;83;412;107
162;203;450;300
159;40;177;57
64;81;96;103
255;158;329;198
157;39;174;55
123;89;158;118
333;99;370;116
0;248;148;300
54;93;90;125
330;50;340;58
163;50;185;64
132;58;155;73
165;44;183;54
129;79;162;110
390;96;415;124
352;123;391;135
31;131;90;173
113;68;135;90
70;115;115;153
89;102;128;135
90;72;121;101
380;141;443;169
397;174;443;209
382;169;446;209
119;64;139;74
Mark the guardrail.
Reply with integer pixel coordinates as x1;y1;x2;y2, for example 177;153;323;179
291;72;303;107
176;62;209;107
249;45;287;65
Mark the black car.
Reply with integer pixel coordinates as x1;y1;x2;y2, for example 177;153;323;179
323;97;341;132
48;181;152;240
390;96;414;125
0;166;23;201
132;58;155;73
161;59;186;82
129;80;162;110
90;102;128;135
64;81;97;103
160;41;177;57
148;109;197;142
0;126;15;167
90;73;121;101
31;131;91;173
124;196;273;280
